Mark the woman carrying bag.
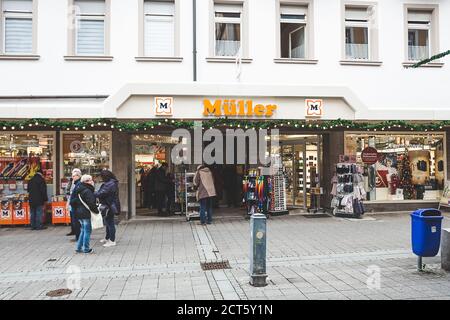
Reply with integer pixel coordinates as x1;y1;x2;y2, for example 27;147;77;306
95;170;121;247
70;175;101;254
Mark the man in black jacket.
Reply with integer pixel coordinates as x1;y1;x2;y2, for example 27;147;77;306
28;169;48;230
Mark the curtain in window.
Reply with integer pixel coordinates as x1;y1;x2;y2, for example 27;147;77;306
215;23;240;56
76;19;105;55
345;27;368;60
144;15;174;56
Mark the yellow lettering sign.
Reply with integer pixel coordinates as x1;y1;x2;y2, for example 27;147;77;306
203;99;277;117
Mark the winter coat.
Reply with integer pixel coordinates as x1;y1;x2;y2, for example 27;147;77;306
154;167;169;192
194;166;217;201
70;182;99;220
146;167;157;192
95;178;121;217
28;173;48;207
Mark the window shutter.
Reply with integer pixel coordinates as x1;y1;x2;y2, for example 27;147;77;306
280;5;308;16
214;3;242;14
345;7;369;21
74;0;105;14
408;10;432;23
2;0;32;12
4;17;32;53
76;19;105;55
144;0;174;15
144;15;174;56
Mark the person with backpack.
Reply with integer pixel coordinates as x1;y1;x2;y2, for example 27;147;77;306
71;174;98;254
28;169;48;230
95;169;121;247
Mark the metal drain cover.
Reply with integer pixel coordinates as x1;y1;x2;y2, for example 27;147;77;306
46;289;72;297
200;260;231;271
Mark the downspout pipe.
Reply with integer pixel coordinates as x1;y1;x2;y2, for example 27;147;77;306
193;0;197;81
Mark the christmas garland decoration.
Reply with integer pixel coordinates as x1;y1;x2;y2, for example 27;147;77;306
407;49;450;68
0;118;449;132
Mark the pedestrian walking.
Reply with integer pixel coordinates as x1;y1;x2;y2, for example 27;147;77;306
194;164;216;225
95;169;121;247
65;168;82;241
71;175;98;254
154;163;169;215
27;169;48;230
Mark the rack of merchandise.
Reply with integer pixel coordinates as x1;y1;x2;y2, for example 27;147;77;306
174;172;185;215
331;163;365;219
268;159;288;216
184;171;200;221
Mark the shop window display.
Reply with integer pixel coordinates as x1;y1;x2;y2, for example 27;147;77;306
0;133;54;199
62;133;111;187
345;133;445;201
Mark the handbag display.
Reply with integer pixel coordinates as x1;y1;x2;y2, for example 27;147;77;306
78;194;104;230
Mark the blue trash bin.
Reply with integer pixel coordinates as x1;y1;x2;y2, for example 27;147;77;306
411;208;443;257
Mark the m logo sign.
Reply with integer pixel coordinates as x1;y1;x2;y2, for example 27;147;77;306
305;99;323;118
155;97;174;116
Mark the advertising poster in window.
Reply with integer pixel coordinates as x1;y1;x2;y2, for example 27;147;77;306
409;150;430;185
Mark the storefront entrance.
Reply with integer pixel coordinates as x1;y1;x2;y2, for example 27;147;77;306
278;135;321;209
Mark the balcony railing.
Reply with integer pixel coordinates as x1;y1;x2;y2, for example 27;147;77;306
408;45;429;61
345;43;369;60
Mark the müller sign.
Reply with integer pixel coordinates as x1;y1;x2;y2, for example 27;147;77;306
203;99;277;117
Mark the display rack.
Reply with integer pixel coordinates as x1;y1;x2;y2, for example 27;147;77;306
184;171;200;221
268;158;288;216
331;163;365;219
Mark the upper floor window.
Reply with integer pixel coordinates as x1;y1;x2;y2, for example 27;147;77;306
344;6;371;60
144;0;175;57
74;0;106;56
1;0;33;54
407;10;432;61
214;2;242;57
280;4;307;59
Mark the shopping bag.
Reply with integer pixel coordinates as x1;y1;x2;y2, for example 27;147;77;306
78;194;104;229
91;212;104;230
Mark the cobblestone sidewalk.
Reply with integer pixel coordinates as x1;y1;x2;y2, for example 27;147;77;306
0;212;449;300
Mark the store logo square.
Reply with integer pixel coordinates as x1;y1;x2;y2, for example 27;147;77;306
155;97;174;116
306;99;323;118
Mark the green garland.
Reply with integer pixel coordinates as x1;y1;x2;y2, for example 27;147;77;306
407;49;450;68
0;118;449;132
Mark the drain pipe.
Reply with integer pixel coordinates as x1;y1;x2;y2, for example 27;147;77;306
193;0;197;81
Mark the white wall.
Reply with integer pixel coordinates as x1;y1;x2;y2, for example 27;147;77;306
0;0;449;112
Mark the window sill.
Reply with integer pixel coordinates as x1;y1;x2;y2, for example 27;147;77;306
0;54;40;60
340;60;383;66
64;55;114;61
206;57;253;63
274;58;318;64
135;56;183;62
402;61;444;68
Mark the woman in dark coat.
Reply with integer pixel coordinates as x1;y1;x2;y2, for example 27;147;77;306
70;175;98;254
95;169;121;247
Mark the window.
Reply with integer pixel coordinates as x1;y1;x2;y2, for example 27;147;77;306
144;0;175;57
407;10;431;61
74;0;106;56
344;7;370;60
345;133;445;202
1;0;33;54
214;3;242;57
280;4;307;59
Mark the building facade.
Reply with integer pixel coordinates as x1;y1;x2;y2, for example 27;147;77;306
0;0;449;218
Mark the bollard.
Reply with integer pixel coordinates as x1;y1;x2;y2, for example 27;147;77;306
250;213;267;287
442;228;450;271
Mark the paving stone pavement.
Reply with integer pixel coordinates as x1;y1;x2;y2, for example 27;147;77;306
0;212;449;300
